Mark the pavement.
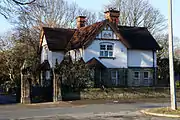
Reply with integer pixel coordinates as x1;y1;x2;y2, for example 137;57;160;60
0;100;180;120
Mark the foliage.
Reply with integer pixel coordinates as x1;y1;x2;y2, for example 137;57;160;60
0;32;39;87
156;34;180;85
81;87;180;100
55;56;93;90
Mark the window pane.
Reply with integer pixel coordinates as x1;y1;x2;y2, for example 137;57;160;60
134;72;139;78
100;45;106;50
144;72;149;78
111;71;116;77
107;45;113;50
100;51;104;56
105;51;108;56
109;51;113;56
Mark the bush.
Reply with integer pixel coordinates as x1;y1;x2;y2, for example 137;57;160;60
55;57;94;90
176;81;180;88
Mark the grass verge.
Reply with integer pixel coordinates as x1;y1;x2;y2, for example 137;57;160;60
147;107;180;115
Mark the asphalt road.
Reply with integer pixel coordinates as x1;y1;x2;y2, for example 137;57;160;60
0;101;179;120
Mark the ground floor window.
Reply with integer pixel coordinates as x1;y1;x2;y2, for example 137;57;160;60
132;70;152;86
143;71;150;86
111;70;119;86
133;71;140;86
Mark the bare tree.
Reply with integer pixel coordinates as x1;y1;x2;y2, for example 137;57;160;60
0;0;36;18
13;0;98;30
10;0;36;5
9;0;99;53
107;0;166;35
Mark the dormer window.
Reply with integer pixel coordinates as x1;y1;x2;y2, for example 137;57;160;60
99;42;114;58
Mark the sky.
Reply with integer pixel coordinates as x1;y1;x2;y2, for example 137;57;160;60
0;0;179;38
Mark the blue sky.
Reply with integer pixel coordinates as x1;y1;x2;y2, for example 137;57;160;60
0;0;179;38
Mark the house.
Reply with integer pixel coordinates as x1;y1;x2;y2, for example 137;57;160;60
39;9;161;87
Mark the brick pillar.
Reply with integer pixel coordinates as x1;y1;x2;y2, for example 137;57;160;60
53;70;62;102
20;61;31;104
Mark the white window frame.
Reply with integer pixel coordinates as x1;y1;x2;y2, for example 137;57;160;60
134;71;140;80
143;71;149;79
111;70;118;86
99;42;114;57
133;71;140;86
143;71;150;86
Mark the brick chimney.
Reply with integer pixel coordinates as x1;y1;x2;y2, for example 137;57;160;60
104;9;120;25
76;16;86;28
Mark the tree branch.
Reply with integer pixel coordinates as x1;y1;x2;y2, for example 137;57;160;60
12;0;36;5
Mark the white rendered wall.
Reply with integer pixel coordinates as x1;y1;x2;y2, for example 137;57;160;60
83;39;128;68
41;36;48;63
41;46;47;63
127;50;156;67
41;36;64;68
51;52;64;68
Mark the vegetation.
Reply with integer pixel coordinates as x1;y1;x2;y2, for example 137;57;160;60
147;107;180;116
54;56;94;90
80;87;180;100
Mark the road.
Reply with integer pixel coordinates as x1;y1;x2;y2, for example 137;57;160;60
0;101;179;120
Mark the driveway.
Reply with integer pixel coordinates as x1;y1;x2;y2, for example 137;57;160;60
0;101;179;120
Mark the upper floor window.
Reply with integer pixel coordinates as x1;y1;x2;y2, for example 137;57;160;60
99;42;114;57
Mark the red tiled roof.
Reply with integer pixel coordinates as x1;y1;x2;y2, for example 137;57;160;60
69;20;105;49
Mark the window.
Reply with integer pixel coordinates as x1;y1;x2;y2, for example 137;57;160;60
133;71;140;86
100;43;114;57
144;72;149;79
134;72;140;79
111;70;118;86
143;72;150;86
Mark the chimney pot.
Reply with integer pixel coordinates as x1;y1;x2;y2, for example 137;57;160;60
76;16;86;28
104;9;120;25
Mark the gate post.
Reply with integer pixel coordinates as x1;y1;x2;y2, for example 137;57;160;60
21;61;31;104
53;69;62;102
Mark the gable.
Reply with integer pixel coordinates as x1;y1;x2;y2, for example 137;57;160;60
43;27;75;51
96;25;119;40
78;21;130;49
